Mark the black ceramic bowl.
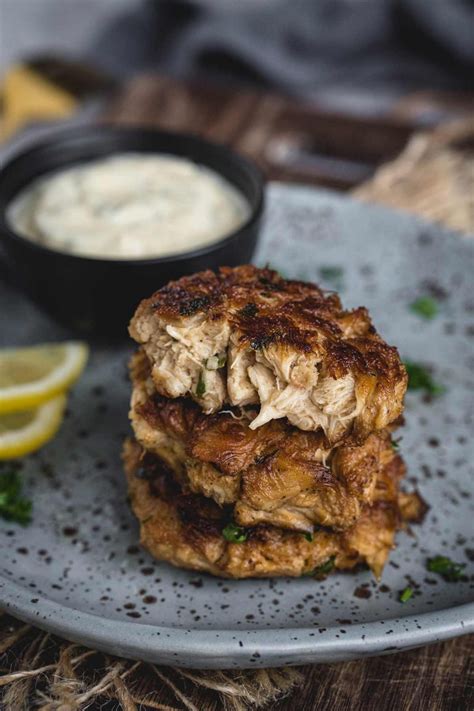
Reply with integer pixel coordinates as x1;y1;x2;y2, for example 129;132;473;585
0;126;264;337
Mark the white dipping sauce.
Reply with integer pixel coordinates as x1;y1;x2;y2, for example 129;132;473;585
8;153;250;259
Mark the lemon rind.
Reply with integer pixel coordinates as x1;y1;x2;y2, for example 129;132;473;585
0;394;67;459
0;342;88;414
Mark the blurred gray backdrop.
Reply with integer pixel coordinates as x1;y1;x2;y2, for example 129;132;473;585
1;0;473;107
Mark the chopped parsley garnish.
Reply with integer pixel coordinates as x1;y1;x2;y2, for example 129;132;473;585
0;470;32;525
404;361;445;396
306;555;336;579
206;353;227;370
222;522;248;543
319;266;343;282
410;296;438;320
426;555;466;582
196;372;206;397
303;532;314;542
217;354;227;368
399;586;414;603
391;437;402;451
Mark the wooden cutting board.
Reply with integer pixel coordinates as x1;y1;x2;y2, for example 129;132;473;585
102;73;417;190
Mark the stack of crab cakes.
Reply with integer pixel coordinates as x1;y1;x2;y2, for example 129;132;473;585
124;266;425;579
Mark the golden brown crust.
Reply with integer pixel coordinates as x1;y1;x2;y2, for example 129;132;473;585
131;266;401;375
129;349;402;532
129;266;407;443
398;490;430;523
123;438;405;579
138;265;337;321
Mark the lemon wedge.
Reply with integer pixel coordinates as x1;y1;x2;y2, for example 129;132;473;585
0;342;88;414
0;395;67;459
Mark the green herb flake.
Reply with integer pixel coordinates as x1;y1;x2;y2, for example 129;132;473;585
426;555;466;582
303;532;314;542
217;354;227;368
319;266;344;283
196;372;206;398
410;296;438;320
399;586;414;603
306;555;336;579
391;437;402;451
205;353;227;370
0;470;32;525
404;361;445;396
222;522;248;543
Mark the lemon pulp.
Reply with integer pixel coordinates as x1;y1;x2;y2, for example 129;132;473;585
0;395;67;459
0;342;88;414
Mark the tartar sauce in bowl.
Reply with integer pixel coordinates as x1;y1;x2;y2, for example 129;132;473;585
7;153;250;259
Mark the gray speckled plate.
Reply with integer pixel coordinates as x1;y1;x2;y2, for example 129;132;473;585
1;184;473;669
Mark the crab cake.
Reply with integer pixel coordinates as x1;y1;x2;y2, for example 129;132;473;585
129;349;402;533
124;439;425;579
129;266;407;444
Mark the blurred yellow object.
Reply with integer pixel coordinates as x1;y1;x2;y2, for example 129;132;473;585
0;342;89;414
0;64;77;141
0;395;67;459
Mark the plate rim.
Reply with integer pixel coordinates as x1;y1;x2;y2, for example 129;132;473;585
1;577;473;668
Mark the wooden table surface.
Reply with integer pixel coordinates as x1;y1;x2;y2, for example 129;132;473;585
102;74;416;191
102;74;474;711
